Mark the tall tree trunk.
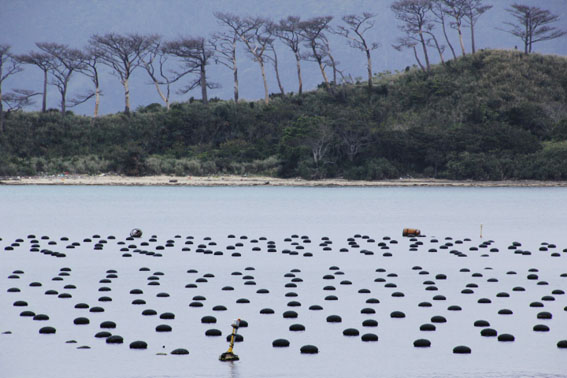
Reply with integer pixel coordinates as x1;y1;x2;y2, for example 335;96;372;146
0;86;4;133
272;48;285;96
470;23;476;54
413;45;425;72
524;19;529;54
418;31;431;70
0;62;3;131
94;86;100;117
311;43;330;91
61;84;67;114
123;78;130;114
441;18;457;59
42;69;48;113
294;51;303;95
527;20;533;53
327;51;338;84
365;48;373;89
200;65;208;105
457;24;466;56
259;60;269;104
430;33;445;64
232;41;239;102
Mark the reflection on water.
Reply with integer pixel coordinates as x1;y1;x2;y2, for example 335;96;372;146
228;362;239;378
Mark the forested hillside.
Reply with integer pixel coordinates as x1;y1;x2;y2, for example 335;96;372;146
1;49;567;180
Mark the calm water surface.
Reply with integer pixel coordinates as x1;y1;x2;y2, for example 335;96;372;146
1;186;566;378
1;185;566;244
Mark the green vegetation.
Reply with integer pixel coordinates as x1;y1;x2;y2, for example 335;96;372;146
1;49;566;181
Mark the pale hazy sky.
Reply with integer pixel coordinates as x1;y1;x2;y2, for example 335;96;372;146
1;0;566;115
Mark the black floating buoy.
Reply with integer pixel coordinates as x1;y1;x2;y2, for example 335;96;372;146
533;324;550;332
260;308;275;314
33;314;49;321
156;324;172;332
39;326;56;334
453;345;471;354
557;340;567;348
413;339;431;347
106;335;124;344
226;334;244;342
474;320;490;327
201;315;217;324
481;328;497;337
130;340;148;349
361;333;378;342
343;328;360;336
171;348;189;355
283;311;298;319
95;331;111;338
498;333;515;342
362;319;378;327
273;338;290;347
300;345;318;354
74;317;90;325
431;316;446;323
100;321;116;329
205;328;221;336
142;309;157;316
498;309;513;315
326;315;342;323
391;311;405;318
289;323;305;331
420;323;436;331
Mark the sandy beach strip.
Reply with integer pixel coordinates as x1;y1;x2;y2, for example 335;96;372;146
1;174;566;187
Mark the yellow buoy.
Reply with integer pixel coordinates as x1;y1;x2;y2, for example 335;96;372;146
219;319;240;361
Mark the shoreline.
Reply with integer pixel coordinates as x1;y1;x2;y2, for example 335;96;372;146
1;175;567;187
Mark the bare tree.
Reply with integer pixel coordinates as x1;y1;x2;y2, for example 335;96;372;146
140;39;190;110
321;39;341;84
431;0;457;59
393;36;426;70
462;0;492;53
1;45;23;131
164;37;215;105
90;33;158;114
391;0;434;70
237;17;273;104
504;4;567;54
273;16;305;95
424;22;446;63
36;42;87;114
266;38;285;96
213;12;249;103
15;50;53;112
2;89;41;112
337;12;379;89
210;32;239;103
442;0;468;56
76;47;102;117
299;16;333;91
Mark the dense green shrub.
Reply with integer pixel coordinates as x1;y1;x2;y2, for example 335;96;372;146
1;50;566;180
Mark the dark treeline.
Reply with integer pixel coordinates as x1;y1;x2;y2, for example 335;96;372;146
1;49;567;181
